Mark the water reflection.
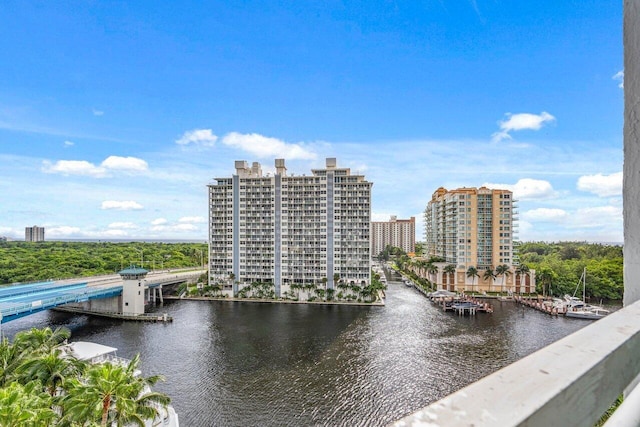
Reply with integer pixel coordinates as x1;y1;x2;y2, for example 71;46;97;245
1;280;594;426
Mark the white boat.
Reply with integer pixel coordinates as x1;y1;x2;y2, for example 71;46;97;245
566;306;610;320
564;268;609;321
61;341;180;427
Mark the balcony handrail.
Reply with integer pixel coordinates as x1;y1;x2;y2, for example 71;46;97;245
393;299;640;427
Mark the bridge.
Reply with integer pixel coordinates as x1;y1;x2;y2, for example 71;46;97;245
0;269;205;324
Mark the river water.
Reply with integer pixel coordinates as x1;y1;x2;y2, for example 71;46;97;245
2;276;597;426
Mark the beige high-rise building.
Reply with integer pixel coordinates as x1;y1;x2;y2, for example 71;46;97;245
371;216;415;256
25;225;45;242
208;158;372;299
422;187;534;293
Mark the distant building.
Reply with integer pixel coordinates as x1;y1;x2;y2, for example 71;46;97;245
422;187;535;293
208;158;372;299
25;225;45;242
371;216;415;257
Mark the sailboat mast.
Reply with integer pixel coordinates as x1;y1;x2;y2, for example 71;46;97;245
583;267;586;303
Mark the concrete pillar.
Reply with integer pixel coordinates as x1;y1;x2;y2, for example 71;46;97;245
624;0;640;307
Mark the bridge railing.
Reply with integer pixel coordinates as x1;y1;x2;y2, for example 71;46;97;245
394;299;640;427
0;286;123;322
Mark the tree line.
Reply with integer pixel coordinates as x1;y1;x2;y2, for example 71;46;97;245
381;241;623;300
518;241;623;300
0;241;207;285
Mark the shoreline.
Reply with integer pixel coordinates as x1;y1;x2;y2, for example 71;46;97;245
163;295;385;307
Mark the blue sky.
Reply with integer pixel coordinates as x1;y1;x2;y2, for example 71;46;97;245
0;1;623;242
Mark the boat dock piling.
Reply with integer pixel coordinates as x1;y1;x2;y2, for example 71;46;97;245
513;296;566;316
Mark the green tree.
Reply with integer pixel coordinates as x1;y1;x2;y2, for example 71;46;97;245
0;382;57;427
515;264;530;293
443;264;456;289
495;264;511;294
62;354;169;427
483;268;496;292
466;266;479;293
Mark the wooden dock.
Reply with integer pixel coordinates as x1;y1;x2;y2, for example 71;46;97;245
513;295;566;316
53;306;173;322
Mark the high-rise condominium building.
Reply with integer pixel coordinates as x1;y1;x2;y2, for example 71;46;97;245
25;225;45;242
371;216;416;256
208;158;372;298
424;187;517;270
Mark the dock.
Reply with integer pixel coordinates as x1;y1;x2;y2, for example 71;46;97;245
430;295;493;315
52;306;173;322
513;295;566;316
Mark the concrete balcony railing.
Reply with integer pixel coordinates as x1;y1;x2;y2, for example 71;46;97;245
394;299;640;427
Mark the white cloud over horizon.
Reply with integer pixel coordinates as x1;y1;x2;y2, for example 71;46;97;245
577;172;622;197
178;216;206;223
482;178;557;200
151;218;168;226
175;129;218;146
101;200;144;210
492;112;555;142
42;156;149;178
108;222;137;229
221;132;317;160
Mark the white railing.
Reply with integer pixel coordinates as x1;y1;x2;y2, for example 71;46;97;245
393;299;640;427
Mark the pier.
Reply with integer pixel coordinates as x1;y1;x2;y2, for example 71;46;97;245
513;295;566;316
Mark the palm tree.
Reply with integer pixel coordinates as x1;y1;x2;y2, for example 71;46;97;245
495;264;511;294
515;264;531;294
443;264;456;291
13;327;71;355
0;337;25;387
483;267;496;292
427;264;438;285
63;354;169;427
466;266;479;294
537;267;554;297
0;382;57;426
15;348;84;396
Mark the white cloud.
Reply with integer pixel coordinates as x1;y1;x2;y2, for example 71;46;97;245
221;132;317;160
178;216;206;223
108;222;137;229
492;111;555;142
92;109;104;116
176;129;218;146
577;172;622;197
571;206;623;229
101;156;148;172
371;213;395;222
101;200;144;210
151;218;168;225
151;223;197;232
63;140;74;147
613;70;624;89
47;226;82;237
42;156;148;177
522;208;569;222
482;178;557;200
42;160;107;177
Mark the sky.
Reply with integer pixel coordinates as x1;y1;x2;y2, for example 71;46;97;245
0;1;623;243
